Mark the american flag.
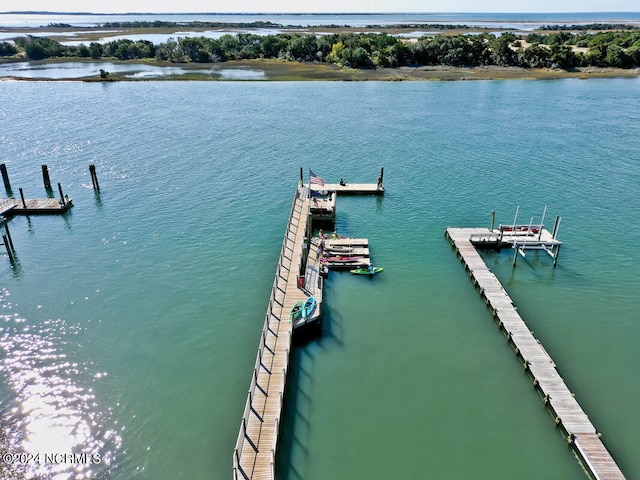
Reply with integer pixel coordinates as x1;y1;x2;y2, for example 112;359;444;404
309;170;325;187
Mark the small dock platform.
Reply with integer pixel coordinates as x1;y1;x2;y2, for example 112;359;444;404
1;197;72;216
321;183;384;195
319;238;371;271
445;227;625;480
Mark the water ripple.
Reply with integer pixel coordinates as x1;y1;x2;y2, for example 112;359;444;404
0;289;121;480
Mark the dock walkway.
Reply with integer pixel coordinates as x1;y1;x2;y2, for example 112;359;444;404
233;191;317;480
445;227;625;480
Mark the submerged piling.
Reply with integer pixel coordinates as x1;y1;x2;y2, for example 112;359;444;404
3;222;14;253
2;234;14;261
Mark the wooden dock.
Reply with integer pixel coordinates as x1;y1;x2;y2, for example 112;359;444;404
0;197;72;216
233;191;322;480
308;182;384;195
445;227;625;480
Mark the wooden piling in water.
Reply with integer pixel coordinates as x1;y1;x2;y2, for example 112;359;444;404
57;183;66;206
490;210;496;231
89;164;100;191
19;188;27;209
2;234;14;262
3;222;14;252
1;164;11;191
552;215;561;239
42;165;52;190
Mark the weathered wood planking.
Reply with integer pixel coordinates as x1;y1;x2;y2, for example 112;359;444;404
308;182;384;195
0;197;72;215
445;227;625;480
236;195;323;480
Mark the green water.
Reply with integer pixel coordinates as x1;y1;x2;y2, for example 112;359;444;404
0;79;638;480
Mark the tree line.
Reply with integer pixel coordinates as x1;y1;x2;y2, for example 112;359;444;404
2;30;640;69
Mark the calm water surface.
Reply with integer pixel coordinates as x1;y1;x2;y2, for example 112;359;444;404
0;79;639;480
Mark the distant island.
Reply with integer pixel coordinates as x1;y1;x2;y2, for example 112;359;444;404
1;20;639;80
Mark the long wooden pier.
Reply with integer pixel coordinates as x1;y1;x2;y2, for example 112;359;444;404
233;189;322;480
445;227;625;480
234;179;383;480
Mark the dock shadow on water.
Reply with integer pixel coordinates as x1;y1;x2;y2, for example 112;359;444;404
0;288;121;480
276;286;344;480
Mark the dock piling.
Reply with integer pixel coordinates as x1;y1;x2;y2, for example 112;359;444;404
57;183;66;206
89;164;100;191
0;164;11;191
490;210;496;231
3;222;14;252
299;167;303;185
19;188;27;209
552;215;561;239
42;165;52;190
2;234;14;262
553;244;561;267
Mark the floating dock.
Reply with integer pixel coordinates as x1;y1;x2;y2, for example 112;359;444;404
445;227;625;480
0;197;72;216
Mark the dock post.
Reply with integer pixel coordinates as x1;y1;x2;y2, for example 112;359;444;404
380;166;384;184
2;234;14;262
490;210;496;231
89;164;100;191
57;183;66;206
552;215;561;239
42;165;52;190
512;245;518;267
0;164;11;191
553;244;561;267
299;167;303;185
3;222;14;252
19;188;27;209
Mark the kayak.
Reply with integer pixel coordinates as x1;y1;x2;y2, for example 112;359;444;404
350;267;384;275
321;256;364;263
288;301;303;323
302;296;317;319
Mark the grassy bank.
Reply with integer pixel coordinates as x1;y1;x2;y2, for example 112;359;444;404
1;58;638;82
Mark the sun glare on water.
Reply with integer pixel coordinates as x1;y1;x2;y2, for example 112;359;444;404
0;289;121;480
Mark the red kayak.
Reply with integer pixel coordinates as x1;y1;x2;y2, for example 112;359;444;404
321;256;364;263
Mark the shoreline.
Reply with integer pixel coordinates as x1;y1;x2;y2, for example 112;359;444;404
1;59;639;82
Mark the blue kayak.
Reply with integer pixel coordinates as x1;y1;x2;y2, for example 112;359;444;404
302;296;317;319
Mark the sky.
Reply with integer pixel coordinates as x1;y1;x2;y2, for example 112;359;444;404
5;0;640;14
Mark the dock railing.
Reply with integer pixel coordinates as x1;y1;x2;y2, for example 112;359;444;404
232;190;305;480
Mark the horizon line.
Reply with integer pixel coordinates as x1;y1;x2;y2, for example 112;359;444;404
3;10;640;15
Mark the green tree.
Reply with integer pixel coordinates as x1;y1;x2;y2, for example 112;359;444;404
0;41;18;56
89;42;103;59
